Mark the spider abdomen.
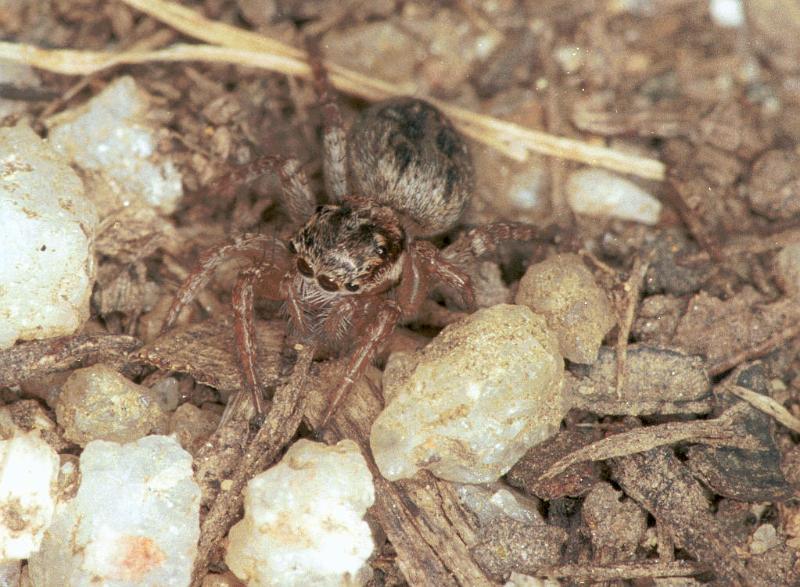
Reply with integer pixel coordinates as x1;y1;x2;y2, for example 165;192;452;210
347;98;474;238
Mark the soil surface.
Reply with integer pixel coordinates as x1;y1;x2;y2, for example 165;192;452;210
2;0;800;585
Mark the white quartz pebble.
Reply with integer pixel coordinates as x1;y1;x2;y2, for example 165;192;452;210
48;76;183;216
28;436;200;587
225;439;375;587
0;123;97;350
371;304;565;483
566;168;661;225
0;425;59;562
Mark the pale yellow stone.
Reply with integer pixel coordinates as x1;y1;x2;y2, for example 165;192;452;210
371;304;565;483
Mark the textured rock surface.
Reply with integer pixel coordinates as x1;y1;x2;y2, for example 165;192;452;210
775;242;800;296
566;168;662;225
28;436;200;587
0;123;97;349
225;439;375;587
55;364;166;447
48;76;183;216
515;254;615;364
371;304;565;483
0;414;59;562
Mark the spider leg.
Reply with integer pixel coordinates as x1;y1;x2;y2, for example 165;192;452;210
318;299;401;430
442;222;542;265
411;240;477;312
231;265;267;415
161;234;281;335
308;42;348;201
212;154;315;225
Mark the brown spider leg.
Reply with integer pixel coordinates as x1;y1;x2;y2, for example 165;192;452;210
282;273;311;337
395;247;431;319
161;234;280;335
412;240;477;311
231;265;267;415
308;43;348;200
318;299;401;430
212;154;315;225
442;222;542;265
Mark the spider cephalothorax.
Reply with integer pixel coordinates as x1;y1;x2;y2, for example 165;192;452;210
288;199;406;296
162;52;537;427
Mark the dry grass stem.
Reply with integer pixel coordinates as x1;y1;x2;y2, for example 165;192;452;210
726;384;800;434
0;0;666;180
541;406;758;480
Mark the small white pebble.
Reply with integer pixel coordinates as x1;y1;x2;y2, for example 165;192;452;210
225;439;375;587
0;124;97;350
371;304;565;483
0;426;59;561
709;0;744;28
567;168;662;225
504;572;561;587
48;76;183;216
28;436;200;586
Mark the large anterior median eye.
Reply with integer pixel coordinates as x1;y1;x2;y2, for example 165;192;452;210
317;275;339;291
296;258;313;277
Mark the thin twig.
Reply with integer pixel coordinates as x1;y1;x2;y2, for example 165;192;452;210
536;560;705;580
615;251;651;397
708;322;800;376
191;345;313;586
0;4;666;181
540;405;759;480
725;384;800;434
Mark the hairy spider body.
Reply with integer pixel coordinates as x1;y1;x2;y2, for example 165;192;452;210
348;98;474;237
162;55;538;428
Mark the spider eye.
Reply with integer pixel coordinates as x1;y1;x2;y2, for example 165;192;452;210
317;275;339;292
296;258;313;277
287;241;297;254
345;282;360;292
375;245;388;258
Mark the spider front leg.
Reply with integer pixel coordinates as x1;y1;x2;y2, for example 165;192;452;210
408;240;477;314
442;222;543;265
308;42;348;201
318;298;401;430
231;265;268;415
161;233;283;334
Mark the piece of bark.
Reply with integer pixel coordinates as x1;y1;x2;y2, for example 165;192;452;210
687;363;793;502
539;405;761;481
567;345;711;416
610;448;774;585
470;516;567;581
582;482;647;563
138;317;285;394
671;288;800;375
507;427;601;500
0;333;141;388
306;361;495;587
191;344;313;586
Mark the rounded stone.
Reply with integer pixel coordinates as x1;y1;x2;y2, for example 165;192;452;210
370;304;565;483
515;253;616;364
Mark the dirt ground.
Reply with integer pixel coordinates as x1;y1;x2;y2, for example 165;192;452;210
2;0;800;585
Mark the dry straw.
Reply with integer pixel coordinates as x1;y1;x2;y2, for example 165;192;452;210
0;0;665;181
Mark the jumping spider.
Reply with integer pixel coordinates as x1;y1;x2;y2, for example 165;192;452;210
162;57;536;428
